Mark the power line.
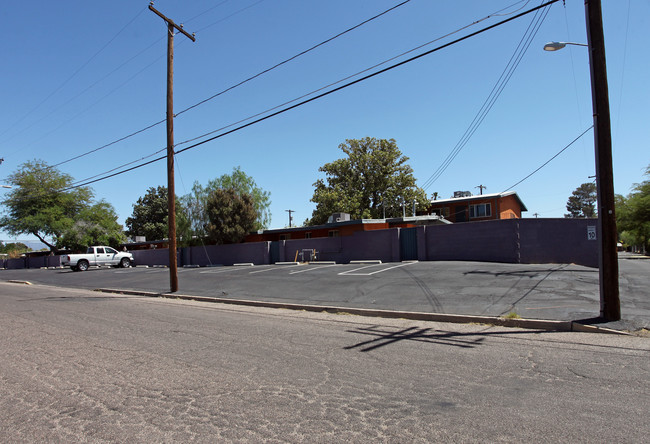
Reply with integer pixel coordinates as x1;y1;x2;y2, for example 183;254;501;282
24;0;414;172
61;0;559;192
421;0;552;191
4;0;559;200
501;125;593;192
0;6;148;142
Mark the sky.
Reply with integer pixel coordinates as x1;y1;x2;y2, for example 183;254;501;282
1;0;648;247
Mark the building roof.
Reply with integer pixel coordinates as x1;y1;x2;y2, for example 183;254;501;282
254;214;451;235
429;191;528;212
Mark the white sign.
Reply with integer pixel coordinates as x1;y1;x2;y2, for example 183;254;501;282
587;226;597;241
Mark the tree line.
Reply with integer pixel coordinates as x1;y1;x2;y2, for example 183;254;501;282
0;137;427;253
2;138;647;254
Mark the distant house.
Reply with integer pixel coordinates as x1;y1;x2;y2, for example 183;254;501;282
427;191;527;223
245;213;450;243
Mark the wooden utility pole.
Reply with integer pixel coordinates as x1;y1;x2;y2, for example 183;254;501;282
585;0;620;320
475;185;487;195
285;209;294;228
149;2;196;293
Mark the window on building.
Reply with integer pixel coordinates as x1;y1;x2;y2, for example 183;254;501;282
279;234;291;240
328;230;339;238
432;207;450;218
305;232;312;239
469;203;491;218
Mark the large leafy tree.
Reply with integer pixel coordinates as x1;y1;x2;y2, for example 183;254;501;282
0;159;93;252
565;182;597;218
125;186;170;241
205;188;257;244
308;137;428;225
616;165;650;252
58;200;126;252
181;167;271;239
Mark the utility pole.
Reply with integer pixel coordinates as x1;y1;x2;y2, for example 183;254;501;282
585;0;620;320
285;209;294;228
149;2;196;293
475;184;487;195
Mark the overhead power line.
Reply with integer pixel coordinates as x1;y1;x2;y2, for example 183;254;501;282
27;0;414;172
0;6;148;142
61;0;559;192
421;0;552;191
501;126;593;192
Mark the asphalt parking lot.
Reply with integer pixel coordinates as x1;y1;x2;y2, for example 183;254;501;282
2;255;648;331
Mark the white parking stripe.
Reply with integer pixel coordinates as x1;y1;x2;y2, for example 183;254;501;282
289;264;341;274
249;265;303;274
199;266;271;274
339;262;415;276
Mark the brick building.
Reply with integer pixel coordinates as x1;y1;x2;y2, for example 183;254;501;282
427;191;527;223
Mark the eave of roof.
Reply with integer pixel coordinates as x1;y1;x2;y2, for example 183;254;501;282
429;191;528;212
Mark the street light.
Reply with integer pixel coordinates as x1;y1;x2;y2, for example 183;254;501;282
543;41;588;51
543;0;620;321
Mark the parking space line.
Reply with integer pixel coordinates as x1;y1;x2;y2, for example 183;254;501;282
339;262;415;276
249;265;303;274
199;265;271;275
289;264;341;274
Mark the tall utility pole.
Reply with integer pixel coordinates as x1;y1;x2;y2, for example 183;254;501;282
285;209;294;228
585;0;620;320
475;185;487;195
149;2;196;293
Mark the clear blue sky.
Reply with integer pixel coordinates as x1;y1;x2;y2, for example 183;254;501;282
1;0;648;246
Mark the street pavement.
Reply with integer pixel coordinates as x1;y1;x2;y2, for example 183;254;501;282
1;282;648;442
2;253;648;333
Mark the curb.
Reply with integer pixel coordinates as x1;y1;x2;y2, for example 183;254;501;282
7;280;32;285
93;287;630;335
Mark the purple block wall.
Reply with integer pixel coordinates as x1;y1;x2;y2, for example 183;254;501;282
425;220;519;263
5;258;26;269
131;248;172;267
184;242;270;266
519;218;598;267
281;228;398;263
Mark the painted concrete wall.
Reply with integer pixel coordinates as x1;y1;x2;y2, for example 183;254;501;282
424;220;519;263
1;219;599;269
518;218;598;267
421;219;597;267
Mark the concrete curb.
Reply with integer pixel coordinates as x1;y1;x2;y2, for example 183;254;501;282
93;287;630;335
7;280;32;285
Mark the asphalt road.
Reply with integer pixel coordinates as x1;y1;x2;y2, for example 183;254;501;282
2;255;649;330
1;282;648;442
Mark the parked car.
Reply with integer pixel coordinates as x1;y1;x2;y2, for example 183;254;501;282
61;246;134;271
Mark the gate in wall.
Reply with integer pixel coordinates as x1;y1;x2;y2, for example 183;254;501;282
400;227;418;261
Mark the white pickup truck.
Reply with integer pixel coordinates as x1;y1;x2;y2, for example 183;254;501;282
62;246;134;271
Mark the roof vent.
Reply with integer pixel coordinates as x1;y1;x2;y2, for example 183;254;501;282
327;212;351;223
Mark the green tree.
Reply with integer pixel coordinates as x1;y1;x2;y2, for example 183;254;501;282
58;200;126;252
125;186;170;241
565;182;597;218
0;242;31;257
180;167;271;239
0;159;93;252
308;137;428;225
616;165;650;252
205;188;257;244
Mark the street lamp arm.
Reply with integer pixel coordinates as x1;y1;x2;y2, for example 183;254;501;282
543;41;588;51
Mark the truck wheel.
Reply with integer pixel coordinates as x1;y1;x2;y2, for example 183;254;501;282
120;257;131;268
77;260;89;272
